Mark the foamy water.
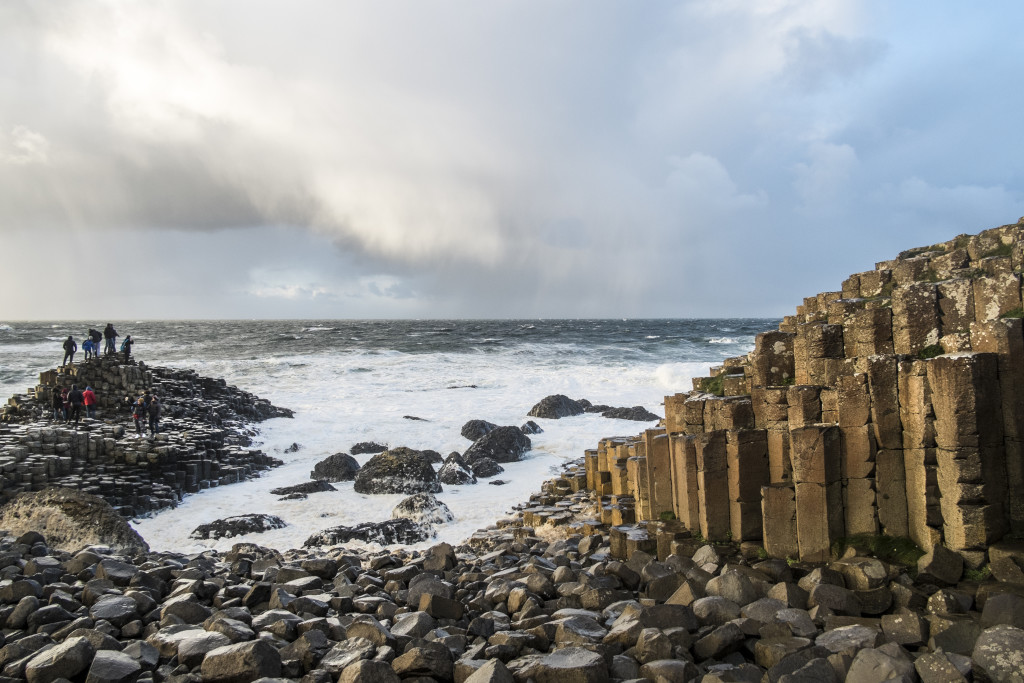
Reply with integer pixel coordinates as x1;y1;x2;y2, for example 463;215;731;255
0;319;771;553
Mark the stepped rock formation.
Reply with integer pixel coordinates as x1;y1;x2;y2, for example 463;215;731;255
584;218;1024;567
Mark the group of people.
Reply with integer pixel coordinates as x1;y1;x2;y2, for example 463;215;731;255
131;393;162;436
61;323;133;366
51;384;96;426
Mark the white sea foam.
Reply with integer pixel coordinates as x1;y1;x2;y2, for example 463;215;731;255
708;336;738;344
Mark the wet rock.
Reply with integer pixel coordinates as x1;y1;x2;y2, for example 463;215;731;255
190;514;287;540
528;394;585;419
471;457;504;478
353;448;442;495
463;426;532;464
269;480;336;496
391;493;454;526
319;637;376;675
351;442;387;455
403;415;427;421
462;420;498;441
600;406;660;421
0;487;149;554
489;479;508;485
304;519;431;547
310;452;361;482
284;442;302;453
438;452;476;485
520;420;543;434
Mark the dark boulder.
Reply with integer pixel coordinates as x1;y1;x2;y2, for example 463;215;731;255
351;441;387;455
602;406;661;421
190;514;287;540
463;426;531;464
283;442;302;453
472;458;504;479
304;519;431;547
438;452;476;485
420;449;443;464
353;447;442;495
270;480;336;496
392;493;454;526
310;453;361;482
403;415;427;421
489;479;508;486
461;419;498;441
527;394;585;419
521;420;543;434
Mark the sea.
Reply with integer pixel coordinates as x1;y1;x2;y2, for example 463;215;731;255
0;319;776;554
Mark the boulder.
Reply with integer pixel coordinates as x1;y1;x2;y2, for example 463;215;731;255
351;442;387;455
392;493;454;526
353;447;442;495
972;624;1024;682
528;394;585;419
85;649;143;683
0;487;148;554
918;544;964;585
601;406;661;421
471;458;504;479
200;640;282;683
462;419;498;441
304;519;431;547
463;427;531;464
438;452;477;485
190;514;287;540
24;635;96;683
520;420;543;434
310;452;361;482
269;480;336;496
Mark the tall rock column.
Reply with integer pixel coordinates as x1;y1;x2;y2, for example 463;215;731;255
790;425;844;562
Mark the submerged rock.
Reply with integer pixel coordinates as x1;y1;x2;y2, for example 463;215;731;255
527;394;585;419
461;419;498;441
310;452;361;482
351;441;387;455
601;406;661;421
270;480;337;496
283;442;302;453
353;447;442;495
463;426;531;464
190;514;287;540
0;487;148;554
521;420;543;434
304;518;431;547
471;457;504;479
392;493;454;526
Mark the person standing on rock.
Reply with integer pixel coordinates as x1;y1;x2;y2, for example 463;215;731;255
89;328;102;355
60;386;70;421
83;386;97;419
67;384;84;426
121;335;133;363
51;388;63;421
82;337;93;360
148;395;161;436
62;335;77;366
132;396;146;435
103;323;118;355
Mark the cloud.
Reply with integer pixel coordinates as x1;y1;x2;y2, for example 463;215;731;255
0;1;1022;318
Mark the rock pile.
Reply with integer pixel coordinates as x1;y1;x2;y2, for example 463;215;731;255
1;467;1023;683
0;355;291;517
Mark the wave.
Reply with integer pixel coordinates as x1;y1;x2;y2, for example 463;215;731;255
708;337;738;344
0;324;12;332
303;326;337;332
646;335;661;339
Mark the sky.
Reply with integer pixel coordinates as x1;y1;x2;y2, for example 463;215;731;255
1;1;1023;320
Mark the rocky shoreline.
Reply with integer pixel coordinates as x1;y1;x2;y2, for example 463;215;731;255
0;466;1020;683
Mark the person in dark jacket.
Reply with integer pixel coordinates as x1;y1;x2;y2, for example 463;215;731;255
60;386;70;422
148;395;161;436
121;335;134;363
103;324;118;355
51;389;63;421
132;396;146;435
67;384;84;426
62;336;77;366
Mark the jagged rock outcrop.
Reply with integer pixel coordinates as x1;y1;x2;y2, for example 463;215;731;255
353;448;442;495
0;487;148;553
527;394;585;419
269;480;336;497
601;406;661;421
303;518;430;547
190;514;286;540
310;453;361;482
521;420;543;434
471;458;504;479
462;426;531;465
